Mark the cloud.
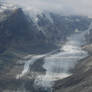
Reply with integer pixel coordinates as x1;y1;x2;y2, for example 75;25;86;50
1;0;92;17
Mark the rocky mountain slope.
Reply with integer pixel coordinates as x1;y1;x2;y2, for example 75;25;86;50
0;3;92;92
0;4;91;54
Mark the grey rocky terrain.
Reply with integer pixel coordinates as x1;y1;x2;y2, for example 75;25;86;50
0;3;92;92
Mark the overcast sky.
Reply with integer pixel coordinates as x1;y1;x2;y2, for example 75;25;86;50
2;0;92;17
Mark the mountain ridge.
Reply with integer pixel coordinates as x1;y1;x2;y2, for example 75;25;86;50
0;5;92;92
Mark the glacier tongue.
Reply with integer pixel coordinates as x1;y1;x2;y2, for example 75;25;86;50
34;26;91;88
16;22;92;90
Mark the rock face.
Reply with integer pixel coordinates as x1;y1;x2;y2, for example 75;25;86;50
0;4;92;92
0;8;51;54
